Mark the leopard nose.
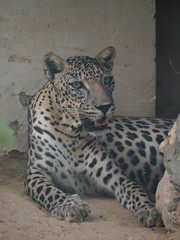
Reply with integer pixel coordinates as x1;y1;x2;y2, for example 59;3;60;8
95;103;112;115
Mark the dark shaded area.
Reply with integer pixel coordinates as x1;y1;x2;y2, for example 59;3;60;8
156;0;180;118
19;91;32;108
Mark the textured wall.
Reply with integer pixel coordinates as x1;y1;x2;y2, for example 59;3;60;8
0;0;155;153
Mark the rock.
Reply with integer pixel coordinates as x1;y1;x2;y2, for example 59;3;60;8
156;171;180;231
156;114;180;232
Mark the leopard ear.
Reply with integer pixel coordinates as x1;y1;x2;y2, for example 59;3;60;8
43;53;66;81
96;46;116;72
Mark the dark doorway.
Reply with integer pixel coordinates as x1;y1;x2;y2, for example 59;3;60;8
156;0;180;118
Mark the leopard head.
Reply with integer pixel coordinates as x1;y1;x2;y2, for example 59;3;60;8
43;47;116;134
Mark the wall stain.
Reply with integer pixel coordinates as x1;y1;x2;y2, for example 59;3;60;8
8;54;31;63
9;120;20;136
8;149;27;160
19;91;32;108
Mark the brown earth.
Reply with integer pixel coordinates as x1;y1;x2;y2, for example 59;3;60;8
0;156;179;240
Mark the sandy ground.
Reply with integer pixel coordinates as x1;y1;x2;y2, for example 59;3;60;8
0;156;179;240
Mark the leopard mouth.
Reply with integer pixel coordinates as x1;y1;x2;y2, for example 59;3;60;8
94;117;108;128
81;116;109;132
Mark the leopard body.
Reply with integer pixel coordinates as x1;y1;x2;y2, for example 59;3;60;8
26;47;173;226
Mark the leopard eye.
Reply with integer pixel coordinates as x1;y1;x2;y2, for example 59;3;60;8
70;81;84;89
104;76;113;85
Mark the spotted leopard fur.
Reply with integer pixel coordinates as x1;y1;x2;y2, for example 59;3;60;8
26;47;173;227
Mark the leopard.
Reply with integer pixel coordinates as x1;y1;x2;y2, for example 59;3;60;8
26;46;174;227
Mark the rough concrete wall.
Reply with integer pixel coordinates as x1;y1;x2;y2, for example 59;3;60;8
0;0;155;154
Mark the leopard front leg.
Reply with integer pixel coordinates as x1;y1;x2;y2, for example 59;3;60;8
51;194;90;222
25;168;90;222
114;177;163;227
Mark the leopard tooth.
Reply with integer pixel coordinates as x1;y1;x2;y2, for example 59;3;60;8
94;121;99;127
104;118;108;125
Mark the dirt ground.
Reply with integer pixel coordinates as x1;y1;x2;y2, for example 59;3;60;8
0;156;179;240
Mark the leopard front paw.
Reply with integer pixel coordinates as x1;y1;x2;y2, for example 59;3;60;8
136;207;164;227
51;194;91;222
